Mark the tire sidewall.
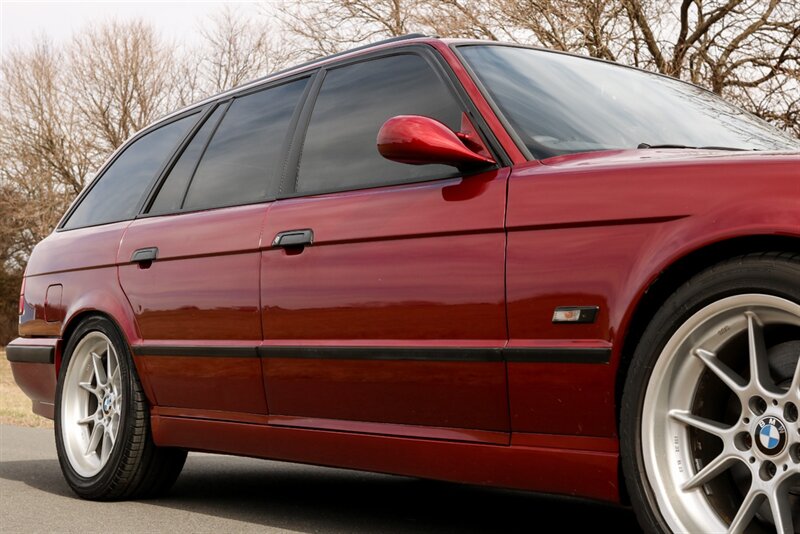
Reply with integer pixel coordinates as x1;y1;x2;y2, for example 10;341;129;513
54;316;137;497
620;256;800;533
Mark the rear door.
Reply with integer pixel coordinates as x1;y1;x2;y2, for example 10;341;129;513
260;49;510;442
118;76;311;419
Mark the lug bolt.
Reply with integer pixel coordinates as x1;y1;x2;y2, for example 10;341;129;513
759;461;776;481
749;396;767;415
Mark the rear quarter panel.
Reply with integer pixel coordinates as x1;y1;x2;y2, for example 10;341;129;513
16;221;148;407
24;222;140;345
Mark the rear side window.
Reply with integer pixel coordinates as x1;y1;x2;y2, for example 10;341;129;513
148;105;228;215
296;53;463;194
182;78;308;211
63;114;198;229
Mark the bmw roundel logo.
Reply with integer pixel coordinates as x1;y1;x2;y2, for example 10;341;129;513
755;417;787;455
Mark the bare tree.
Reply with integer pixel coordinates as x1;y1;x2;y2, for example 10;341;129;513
740;72;800;137
68;20;185;152
473;0;628;58
0;251;22;344
618;0;800;133
1;39;91;199
400;0;506;41
280;0;429;57
621;1;799;84
0;41;84;344
197;5;297;94
0;38;91;270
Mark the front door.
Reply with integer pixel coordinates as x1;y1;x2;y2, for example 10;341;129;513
260;50;510;441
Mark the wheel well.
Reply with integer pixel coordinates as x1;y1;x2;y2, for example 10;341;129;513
613;234;799;503
59;310;122;373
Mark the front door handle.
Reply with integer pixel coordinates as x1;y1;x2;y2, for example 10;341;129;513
131;247;158;264
273;229;314;248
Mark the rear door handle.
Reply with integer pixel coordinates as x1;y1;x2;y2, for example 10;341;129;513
131;247;158;263
273;229;314;248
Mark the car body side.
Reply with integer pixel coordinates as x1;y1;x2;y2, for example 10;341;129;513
7;37;800;504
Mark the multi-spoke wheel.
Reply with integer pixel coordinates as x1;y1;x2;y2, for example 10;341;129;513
55;316;187;500
60;331;123;477
622;253;800;534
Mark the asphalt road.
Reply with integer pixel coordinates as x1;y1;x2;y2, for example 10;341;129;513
1;424;641;533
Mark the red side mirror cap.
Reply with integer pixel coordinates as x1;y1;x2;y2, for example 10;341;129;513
377;115;495;171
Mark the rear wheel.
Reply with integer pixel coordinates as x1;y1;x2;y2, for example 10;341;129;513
622;253;800;533
55;316;186;500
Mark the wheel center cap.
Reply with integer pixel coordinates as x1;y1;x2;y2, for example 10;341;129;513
754;416;787;455
102;394;113;414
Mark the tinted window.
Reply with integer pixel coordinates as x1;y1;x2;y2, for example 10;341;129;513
64;114;198;229
460;45;799;158
296;54;463;194
149;105;227;215
182;78;308;211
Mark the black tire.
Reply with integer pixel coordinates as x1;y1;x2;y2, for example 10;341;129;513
620;252;800;533
54;315;186;500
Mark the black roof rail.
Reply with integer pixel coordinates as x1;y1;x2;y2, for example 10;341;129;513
328;33;432;59
253;33;433;83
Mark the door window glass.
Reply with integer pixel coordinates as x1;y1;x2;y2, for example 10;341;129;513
296;54;463;194
182;78;308;211
64;114;198;229
149;105;227;215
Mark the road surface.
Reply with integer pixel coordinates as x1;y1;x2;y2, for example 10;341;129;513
1;424;640;533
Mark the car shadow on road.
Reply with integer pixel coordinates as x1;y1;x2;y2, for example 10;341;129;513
0;458;75;497
0;454;641;533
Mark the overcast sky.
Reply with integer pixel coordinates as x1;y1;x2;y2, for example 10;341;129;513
1;1;267;53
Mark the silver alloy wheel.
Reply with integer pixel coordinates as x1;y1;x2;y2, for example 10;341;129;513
643;294;800;534
60;331;123;478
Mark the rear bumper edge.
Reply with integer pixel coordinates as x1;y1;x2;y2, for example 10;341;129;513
6;344;55;364
6;338;58;420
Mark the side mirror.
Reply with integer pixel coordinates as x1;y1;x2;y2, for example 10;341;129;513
377;115;495;171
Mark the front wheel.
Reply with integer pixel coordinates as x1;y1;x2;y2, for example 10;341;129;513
55;316;186;500
622;253;800;534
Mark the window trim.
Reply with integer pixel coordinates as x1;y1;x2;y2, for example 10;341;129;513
176;100;233;212
139;71;318;219
139;101;228;217
277;45;505;200
57;107;205;231
450;43;535;162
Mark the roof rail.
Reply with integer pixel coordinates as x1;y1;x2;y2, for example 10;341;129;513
329;33;431;58
254;33;432;83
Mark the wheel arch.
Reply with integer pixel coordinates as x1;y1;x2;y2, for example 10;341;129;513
613;233;800;501
59;281;140;355
59;310;132;374
59;306;158;408
616;235;800;419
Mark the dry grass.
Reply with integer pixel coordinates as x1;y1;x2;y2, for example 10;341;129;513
0;348;53;428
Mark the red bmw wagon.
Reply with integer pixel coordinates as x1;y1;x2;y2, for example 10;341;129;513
7;35;800;533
